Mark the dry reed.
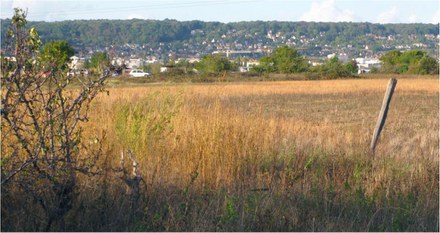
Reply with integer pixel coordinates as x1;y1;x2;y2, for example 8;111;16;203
3;78;438;231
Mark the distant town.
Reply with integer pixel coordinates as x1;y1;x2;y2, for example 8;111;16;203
1;19;438;76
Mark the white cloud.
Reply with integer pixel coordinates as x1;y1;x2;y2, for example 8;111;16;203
126;13;147;20
376;6;399;23
408;14;417;23
431;7;440;23
11;0;38;8
300;0;355;22
10;0;65;21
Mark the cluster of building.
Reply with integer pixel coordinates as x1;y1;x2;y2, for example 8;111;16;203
64;29;438;76
68;51;383;76
3;50;382;77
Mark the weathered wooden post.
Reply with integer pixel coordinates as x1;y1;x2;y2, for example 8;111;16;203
370;78;398;153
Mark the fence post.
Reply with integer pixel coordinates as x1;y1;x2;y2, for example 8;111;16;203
370;78;398;153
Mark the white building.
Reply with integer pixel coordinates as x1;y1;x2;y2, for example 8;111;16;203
355;57;382;74
69;56;86;69
188;58;201;63
327;53;336;59
112;57;125;66
239;60;260;73
160;67;169;73
126;58;144;69
145;56;159;64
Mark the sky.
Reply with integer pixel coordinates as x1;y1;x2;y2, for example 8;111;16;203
1;0;439;24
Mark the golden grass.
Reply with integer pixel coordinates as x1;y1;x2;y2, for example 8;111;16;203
102;78;438;96
94;78;438;158
80;77;439;230
4;77;439;231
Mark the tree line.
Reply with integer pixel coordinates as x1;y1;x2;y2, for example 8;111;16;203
1;18;438;55
191;46;438;78
35;41;438;78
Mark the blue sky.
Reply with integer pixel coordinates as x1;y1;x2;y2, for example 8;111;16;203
1;0;439;23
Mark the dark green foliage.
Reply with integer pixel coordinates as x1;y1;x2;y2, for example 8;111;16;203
418;56;439;75
380;50;402;73
253;56;276;73
255;46;308;74
90;52;109;72
318;57;352;79
271;46;308;73
195;54;236;74
39;40;74;70
0;19;437;57
345;60;358;74
380;50;438;74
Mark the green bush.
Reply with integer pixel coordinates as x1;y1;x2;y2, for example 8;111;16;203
317;57;352;79
380;50;438;75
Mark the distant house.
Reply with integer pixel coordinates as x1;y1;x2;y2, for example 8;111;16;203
112;57;125;66
67;56;88;76
239;66;248;73
188;58;201;63
127;58;144;69
69;56;86;69
247;60;260;67
160;67;169;73
67;68;89;77
327;53;336;59
239;60;260;73
70;56;79;65
145;56;159;64
356;57;381;74
160;65;177;73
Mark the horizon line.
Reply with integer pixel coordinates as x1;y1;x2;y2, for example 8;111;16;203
1;17;438;25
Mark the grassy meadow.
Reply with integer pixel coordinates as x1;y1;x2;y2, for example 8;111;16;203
4;76;439;231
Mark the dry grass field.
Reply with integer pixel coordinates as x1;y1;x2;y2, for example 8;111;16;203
80;77;439;231
3;77;439;231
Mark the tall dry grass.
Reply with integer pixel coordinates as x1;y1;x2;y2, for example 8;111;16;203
3;78;439;231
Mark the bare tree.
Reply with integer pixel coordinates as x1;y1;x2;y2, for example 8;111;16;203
1;8;110;231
